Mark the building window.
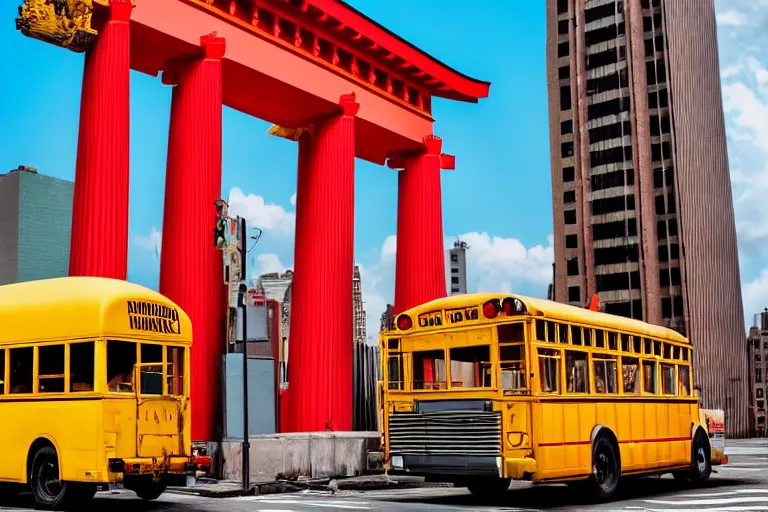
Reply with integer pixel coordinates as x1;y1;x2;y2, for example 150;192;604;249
558;19;569;35
567;258;579;276
561;142;574;158
557;0;568;15
563;190;576;204
563;166;575;182
561;119;573;134
558;65;570;80
564;209;576;225
565;234;578;248
560;86;572;110
558;41;570;58
568;286;580;302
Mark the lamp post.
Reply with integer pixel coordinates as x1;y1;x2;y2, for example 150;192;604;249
237;216;250;491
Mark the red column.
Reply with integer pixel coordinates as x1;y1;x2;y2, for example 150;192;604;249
287;94;358;432
69;0;133;279
159;33;226;442
394;135;447;314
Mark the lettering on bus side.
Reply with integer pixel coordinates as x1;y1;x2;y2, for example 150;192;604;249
418;312;443;328
127;301;181;335
445;307;480;325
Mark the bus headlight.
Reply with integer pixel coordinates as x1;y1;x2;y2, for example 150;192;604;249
391;455;404;469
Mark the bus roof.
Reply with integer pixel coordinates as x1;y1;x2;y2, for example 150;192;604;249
0;277;193;345
397;293;689;344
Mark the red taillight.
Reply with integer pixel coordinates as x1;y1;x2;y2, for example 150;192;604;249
482;300;499;319
502;297;524;316
396;315;413;331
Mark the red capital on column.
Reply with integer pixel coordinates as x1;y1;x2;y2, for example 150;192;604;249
394;135;447;314
69;0;133;279
287;93;358;432
159;33;226;442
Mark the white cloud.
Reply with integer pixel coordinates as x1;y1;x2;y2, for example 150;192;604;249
359;233;554;342
743;269;768;325
716;9;747;26
254;253;287;277
289;193;297;206
132;226;161;257
722;82;768;150
227;187;295;236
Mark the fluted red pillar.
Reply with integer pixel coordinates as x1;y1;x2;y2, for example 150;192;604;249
159;34;226;442
287;94;358;432
394;135;447;314
69;0;132;278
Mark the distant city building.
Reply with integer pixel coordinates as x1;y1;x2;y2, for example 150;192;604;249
0;166;73;286
449;240;468;295
546;0;748;436
353;265;367;345
380;304;395;332
748;311;768;437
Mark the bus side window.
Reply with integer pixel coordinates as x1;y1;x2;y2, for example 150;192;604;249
538;348;560;394
622;357;640;393
70;342;95;392
167;346;185;396
140;343;163;395
643;361;658;394
38;345;65;393
0;349;5;394
608;331;618;351
107;340;137;393
558;323;569;344
498;323;525;343
565;351;588;393
388;354;403;390
661;364;676;395
678;365;691;396
593;355;618;394
500;343;526;392
9;347;33;394
594;329;605;348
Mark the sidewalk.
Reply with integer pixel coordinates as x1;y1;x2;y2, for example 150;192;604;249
167;474;433;498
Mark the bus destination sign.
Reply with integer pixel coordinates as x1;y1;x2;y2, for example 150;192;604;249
418;311;443;328
446;306;480;325
127;300;181;334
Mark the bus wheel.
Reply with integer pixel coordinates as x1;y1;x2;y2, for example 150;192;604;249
689;429;712;482
125;476;167;501
30;446;90;509
588;436;620;501
467;477;511;497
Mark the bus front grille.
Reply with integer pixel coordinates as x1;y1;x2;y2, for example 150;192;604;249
388;411;502;456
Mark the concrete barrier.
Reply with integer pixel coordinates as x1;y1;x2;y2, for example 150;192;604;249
221;431;380;483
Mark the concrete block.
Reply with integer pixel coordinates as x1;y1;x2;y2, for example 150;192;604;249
282;435;311;477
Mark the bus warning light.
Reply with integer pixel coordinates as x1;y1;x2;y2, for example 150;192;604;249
482;300;500;319
396;314;413;331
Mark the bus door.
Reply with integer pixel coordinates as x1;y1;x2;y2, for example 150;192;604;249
135;363;183;458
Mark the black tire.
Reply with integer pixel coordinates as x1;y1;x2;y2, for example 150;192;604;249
124;476;167;501
588;435;620;502
467;477;511;497
689;429;712;482
30;446;95;510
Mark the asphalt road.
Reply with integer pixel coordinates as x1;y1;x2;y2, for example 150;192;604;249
2;438;766;511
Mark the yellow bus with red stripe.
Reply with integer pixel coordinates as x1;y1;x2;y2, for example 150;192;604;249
379;293;723;501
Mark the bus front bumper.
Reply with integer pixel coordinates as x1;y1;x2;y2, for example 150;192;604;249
389;454;537;480
108;457;196;482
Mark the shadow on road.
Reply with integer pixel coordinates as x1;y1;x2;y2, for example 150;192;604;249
0;491;177;511
379;477;759;510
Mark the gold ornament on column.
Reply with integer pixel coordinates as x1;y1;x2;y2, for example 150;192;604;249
15;0;110;52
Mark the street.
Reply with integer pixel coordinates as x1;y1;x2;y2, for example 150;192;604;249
2;439;766;511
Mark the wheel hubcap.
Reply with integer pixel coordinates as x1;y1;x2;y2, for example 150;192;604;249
38;457;62;500
594;451;612;486
696;446;707;474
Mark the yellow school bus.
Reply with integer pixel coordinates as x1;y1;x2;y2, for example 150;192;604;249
0;277;195;509
379;293;723;501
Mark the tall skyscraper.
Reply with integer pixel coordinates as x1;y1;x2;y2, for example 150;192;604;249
353;265;367;345
0;166;73;286
546;0;748;435
449;240;468;295
747;311;768;437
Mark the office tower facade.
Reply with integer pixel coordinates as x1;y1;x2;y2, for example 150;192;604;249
449;240;468;295
0;166;73;286
546;0;748;435
353;265;367;345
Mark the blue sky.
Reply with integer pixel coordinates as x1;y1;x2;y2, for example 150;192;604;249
1;1;766;337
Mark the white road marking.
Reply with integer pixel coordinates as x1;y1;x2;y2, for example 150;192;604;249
627;508;768;512
677;489;768;498
643;496;768;506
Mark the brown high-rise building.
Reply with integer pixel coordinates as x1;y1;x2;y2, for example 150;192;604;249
546;0;748;436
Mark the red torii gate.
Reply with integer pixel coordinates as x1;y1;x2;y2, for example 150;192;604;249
17;0;489;441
